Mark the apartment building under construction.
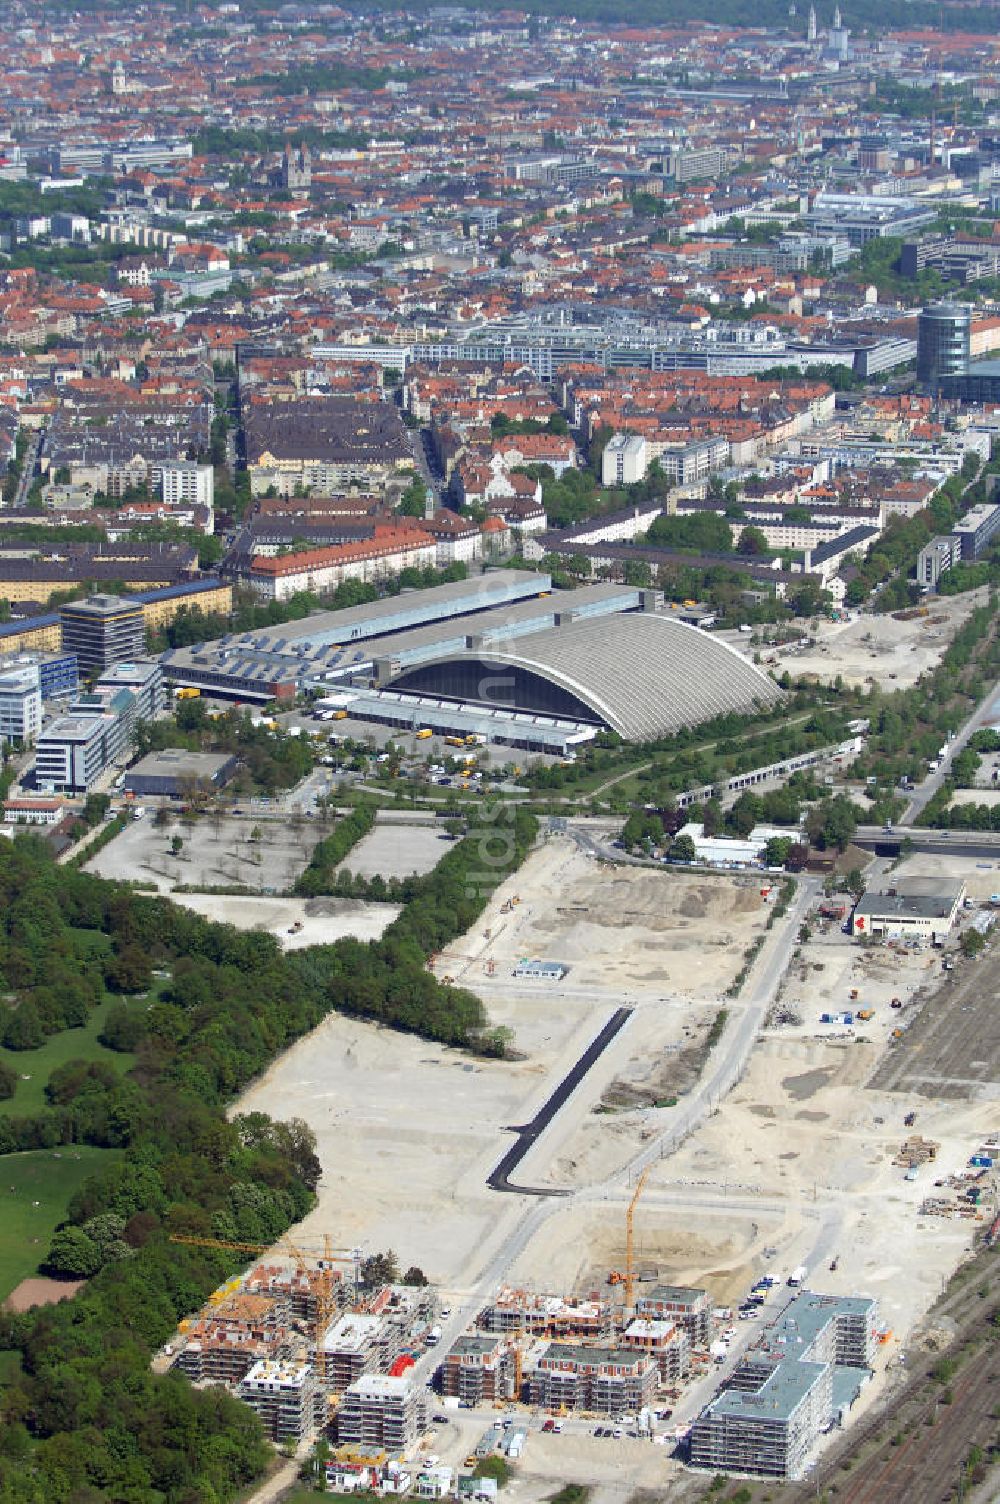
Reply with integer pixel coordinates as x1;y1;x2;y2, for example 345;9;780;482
440;1334;518;1406
621;1316;691;1381
336;1374;428;1454
237;1359;326;1443
690;1292;878;1481
477;1287;610;1340
528;1343;659;1415
177;1292;295;1384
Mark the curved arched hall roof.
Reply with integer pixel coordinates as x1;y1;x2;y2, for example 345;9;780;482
388;611;783;741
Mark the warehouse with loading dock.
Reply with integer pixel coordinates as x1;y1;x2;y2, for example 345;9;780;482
851;877;966;943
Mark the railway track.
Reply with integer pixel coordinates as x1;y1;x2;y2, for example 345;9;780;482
784;1250;1000;1504
833;1359;992;1504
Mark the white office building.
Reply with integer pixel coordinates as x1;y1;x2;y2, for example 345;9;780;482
0;662;42;744
35;712;121;792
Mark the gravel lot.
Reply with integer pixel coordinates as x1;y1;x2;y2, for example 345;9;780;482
339;821;454;880
765;590;987;689
85;814;322;894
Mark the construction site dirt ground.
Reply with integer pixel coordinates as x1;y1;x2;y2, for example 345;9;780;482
434;838;771;1000
84;814;323;894
764;587;987;689
232;839;772;1287
229;834;998;1490
170;893;401;948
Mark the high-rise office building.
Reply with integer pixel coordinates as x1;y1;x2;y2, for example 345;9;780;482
917;303;971;392
59;594;145;674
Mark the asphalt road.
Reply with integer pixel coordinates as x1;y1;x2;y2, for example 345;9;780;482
855;826;1000;860
487;1006;634;1194
10;429;41;508
904;677;1000;823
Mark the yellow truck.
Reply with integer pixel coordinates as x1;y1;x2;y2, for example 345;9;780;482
416;728;433;739
175;686;201;700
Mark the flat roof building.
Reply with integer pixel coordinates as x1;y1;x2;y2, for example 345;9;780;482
602;434;648;487
0;662;42;744
336;1374;427;1456
60;593;145;673
237;1359;324;1444
440;1335;517;1406
852;876;965;943
528;1343;658;1415
35;711;121;792
124;749;236;799
951;502;1000;560
917;535;961;590
96;658;165;722
635;1286;711;1346
690;1292;878;1481
160;570;554;701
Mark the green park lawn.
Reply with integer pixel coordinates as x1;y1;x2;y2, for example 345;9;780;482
0;999;138;1118
0;1145;121;1301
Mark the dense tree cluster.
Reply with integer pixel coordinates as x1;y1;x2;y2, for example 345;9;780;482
0;803;538;1500
290;805;537;1052
133;702;315;797
294;801;377;895
0;842;319;1502
858;598;1000;788
646;512;733;554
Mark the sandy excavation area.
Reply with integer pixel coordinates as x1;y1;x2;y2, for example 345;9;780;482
231;1006;588;1286
171;893;401;948
506;1195;777;1312
766;588;986;689
437;838;770;1000
230;839;771;1285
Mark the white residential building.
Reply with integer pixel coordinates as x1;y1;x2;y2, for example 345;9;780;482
336;1374;427;1456
154;461;214;517
3;797;64;826
602;433;648;486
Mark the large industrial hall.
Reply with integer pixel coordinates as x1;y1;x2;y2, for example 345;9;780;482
384;611;784;741
161;571;784;753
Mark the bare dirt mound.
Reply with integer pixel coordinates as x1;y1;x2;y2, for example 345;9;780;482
4;1276;84;1311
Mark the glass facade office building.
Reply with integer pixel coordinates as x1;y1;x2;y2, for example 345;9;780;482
916;303;971;392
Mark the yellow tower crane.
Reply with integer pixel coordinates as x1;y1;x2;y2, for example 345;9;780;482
623;1165;652;1319
169;1233;356;1381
